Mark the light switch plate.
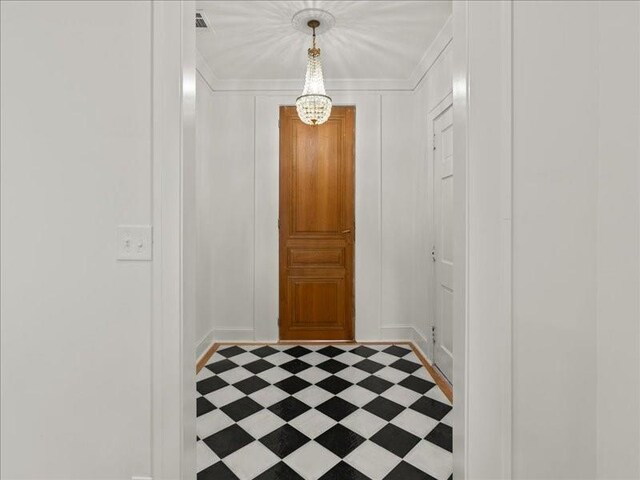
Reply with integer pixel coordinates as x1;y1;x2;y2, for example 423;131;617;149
117;225;152;261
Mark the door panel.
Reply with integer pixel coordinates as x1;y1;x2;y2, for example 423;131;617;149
279;106;355;340
433;105;454;381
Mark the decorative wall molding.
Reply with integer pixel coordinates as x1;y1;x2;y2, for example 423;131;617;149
196;15;452;93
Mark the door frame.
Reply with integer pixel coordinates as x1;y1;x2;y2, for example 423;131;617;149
152;1;514;479
452;1;513;478
427;93;454;378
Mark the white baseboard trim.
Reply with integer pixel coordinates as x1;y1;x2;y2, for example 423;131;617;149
196;329;216;359
379;325;416;341
211;328;255;342
380;325;434;364
412;327;431;361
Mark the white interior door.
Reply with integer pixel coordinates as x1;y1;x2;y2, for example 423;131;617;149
432;105;454;382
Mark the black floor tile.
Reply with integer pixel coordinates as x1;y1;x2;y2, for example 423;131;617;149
206;359;237;375
197;396;216;417
384;461;437;480
197;375;229;395
316;397;358;421
383;345;412;357
281;359;312;374
244;359;275;374
320;461;372;480
233;375;270;395
221;396;263;422
350;345;378;358
202;424;254;458
268;396;311;421
217;346;246;358
425;423;453;452
399;375;436;395
254;461;305;480
251;345;280;358
353;359;385;374
389;358;422;374
283;345;313;358
358;375;393;394
317;345;346;358
274;375;312;395
259;424;310;458
197;461;240;480
363;397;405;421
370;424;421;457
409;396;452;421
317;359;349;374
315;424;365;458
316;375;352;394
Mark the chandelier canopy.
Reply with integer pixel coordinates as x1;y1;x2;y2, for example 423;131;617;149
296;20;332;126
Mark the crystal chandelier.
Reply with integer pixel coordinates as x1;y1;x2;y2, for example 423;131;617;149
296;20;332;125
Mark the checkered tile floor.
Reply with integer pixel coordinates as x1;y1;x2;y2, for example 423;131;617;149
197;344;453;480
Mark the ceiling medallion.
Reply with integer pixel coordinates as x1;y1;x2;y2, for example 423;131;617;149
294;12;333;125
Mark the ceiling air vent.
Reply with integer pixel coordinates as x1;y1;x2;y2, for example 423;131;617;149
196;11;210;29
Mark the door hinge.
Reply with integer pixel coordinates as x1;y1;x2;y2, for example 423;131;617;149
278;119;281;128
432;325;436;343
431;245;436;262
433;134;436;150
278;218;280;229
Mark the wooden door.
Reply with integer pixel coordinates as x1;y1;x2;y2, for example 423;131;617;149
433;105;454;381
279;106;355;341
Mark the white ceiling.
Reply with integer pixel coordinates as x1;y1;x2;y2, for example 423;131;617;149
196;1;452;90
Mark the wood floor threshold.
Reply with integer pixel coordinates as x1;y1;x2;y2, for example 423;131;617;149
196;340;453;404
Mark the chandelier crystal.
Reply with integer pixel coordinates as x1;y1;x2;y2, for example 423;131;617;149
296;20;332;125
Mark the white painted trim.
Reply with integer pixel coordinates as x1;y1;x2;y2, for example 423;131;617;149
196;329;216;359
379;325;417;342
212;328;256;342
194;15;453;93
452;2;469;477
452;1;513;478
151;1;196;479
408;16;453;89
498;2;514;476
427;93;454;366
196;50;217;93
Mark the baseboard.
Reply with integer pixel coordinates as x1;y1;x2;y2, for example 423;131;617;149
196;329;217;359
379;325;416;342
411;327;431;360
380;325;433;361
211;328;255;342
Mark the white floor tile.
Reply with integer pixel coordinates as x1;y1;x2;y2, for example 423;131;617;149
284;441;341;480
196;440;219;472
204;385;244;407
344;441;401;479
340;409;387;439
289;409;336;439
390;408;439;438
404;440;453;480
237;408;285;439
248;385;289;407
380;384;422;407
224;441;280;479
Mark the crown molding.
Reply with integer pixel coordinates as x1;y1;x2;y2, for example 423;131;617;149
408;15;453;89
195;15;453;93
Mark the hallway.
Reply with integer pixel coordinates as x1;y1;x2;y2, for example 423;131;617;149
196;344;452;479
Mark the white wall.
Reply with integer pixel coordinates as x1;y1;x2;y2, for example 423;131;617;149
1;2;153;479
596;3;640;477
195;77;256;353
511;1;640;478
